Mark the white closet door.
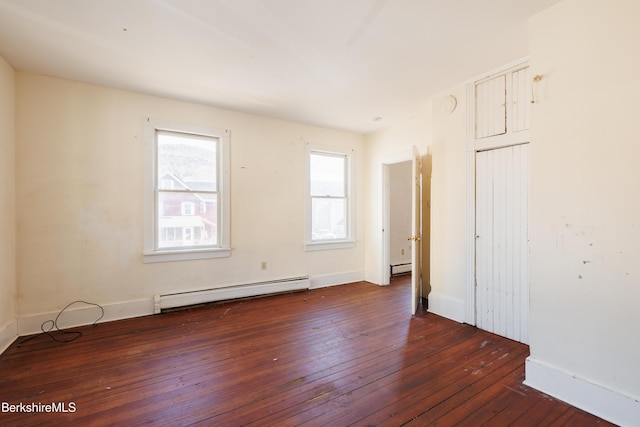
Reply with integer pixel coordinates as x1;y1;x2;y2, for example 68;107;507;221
509;67;531;133
476;143;529;343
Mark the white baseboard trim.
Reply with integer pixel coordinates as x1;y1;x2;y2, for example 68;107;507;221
17;298;154;336
12;272;365;340
310;270;365;289
0;319;18;355
427;292;466;323
525;356;640;427
364;269;382;285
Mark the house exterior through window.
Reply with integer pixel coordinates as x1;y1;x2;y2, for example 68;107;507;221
144;119;230;262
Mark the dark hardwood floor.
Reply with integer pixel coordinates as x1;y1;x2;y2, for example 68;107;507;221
0;277;614;426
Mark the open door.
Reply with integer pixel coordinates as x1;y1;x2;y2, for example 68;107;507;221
410;146;422;315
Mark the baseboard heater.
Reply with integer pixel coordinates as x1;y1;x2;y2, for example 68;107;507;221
390;263;411;277
153;276;310;313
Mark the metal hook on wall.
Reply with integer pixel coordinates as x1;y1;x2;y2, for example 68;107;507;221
531;74;543;104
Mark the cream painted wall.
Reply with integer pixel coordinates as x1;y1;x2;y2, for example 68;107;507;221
364;105;432;286
0;56;16;341
527;0;640;410
15;73;365;319
429;88;467;320
9;8;640;422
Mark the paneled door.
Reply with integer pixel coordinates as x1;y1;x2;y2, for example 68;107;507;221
475;143;529;343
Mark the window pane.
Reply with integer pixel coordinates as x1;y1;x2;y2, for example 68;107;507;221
311;197;346;240
310;153;345;197
158;191;217;248
158;132;217;191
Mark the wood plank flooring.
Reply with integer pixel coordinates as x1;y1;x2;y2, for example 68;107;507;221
0;277;614;426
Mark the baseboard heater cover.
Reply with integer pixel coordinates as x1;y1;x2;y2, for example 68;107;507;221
390;262;411;277
154;276;310;313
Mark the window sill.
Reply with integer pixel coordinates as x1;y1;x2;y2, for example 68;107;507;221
144;247;231;263
304;240;356;251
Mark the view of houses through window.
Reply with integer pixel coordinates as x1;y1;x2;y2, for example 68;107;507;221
309;151;348;241
156;131;218;249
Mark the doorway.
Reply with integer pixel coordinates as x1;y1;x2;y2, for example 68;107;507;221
381;148;430;315
388;161;412;279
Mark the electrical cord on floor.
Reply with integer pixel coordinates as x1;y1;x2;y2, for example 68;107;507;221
18;300;104;346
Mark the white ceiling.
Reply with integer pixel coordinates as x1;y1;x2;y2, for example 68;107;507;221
0;0;561;134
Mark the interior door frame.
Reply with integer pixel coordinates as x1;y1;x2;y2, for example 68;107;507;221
381;148;424;315
410;145;422;315
381;151;413;286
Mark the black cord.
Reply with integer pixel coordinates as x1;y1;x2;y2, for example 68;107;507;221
18;300;104;346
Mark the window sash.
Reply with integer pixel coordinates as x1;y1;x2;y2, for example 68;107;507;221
311;195;347;241
306;148;354;249
144;118;230;262
154;131;219;251
156;130;218;192
310;152;346;198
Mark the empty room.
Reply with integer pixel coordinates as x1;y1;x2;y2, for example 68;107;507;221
0;0;638;425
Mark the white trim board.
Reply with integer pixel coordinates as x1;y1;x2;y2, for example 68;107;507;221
525;357;640;427
427;292;466;323
310;270;365;289
13;272;364;338
17;298;154;337
364;268;383;285
0;319;18;355
5;272;365;355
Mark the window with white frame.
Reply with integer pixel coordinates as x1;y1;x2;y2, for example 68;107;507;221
306;148;355;250
181;201;195;216
144;119;230;262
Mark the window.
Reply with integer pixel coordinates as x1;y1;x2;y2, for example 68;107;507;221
144;119;230;262
181;201;196;216
306;148;355;250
